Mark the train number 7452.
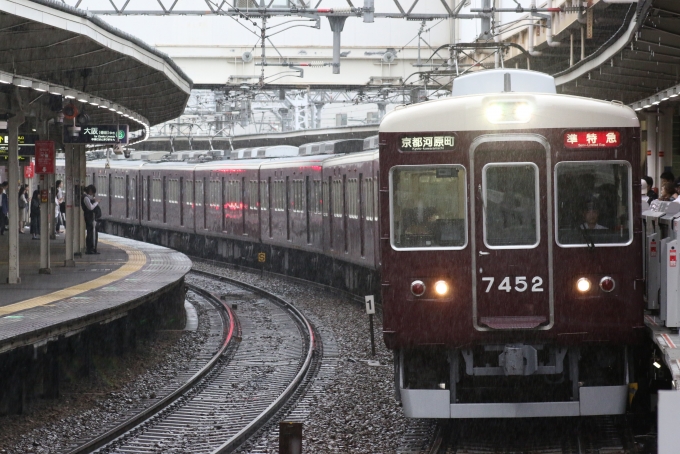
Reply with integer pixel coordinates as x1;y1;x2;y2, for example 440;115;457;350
481;276;544;293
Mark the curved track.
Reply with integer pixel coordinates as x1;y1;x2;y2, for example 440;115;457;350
66;271;319;454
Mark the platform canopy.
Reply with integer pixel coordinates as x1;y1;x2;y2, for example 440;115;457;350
0;0;192;142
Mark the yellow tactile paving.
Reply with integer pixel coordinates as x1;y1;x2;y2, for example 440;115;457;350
0;239;147;316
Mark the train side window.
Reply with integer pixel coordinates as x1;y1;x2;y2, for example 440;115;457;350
249;180;258;210
185;179;193;206
194;179;203;207
555;161;632;247
260;180;268;211
390;165;467;250
483;163;539;249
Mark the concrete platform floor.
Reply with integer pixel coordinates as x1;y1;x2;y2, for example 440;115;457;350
0;228;127;306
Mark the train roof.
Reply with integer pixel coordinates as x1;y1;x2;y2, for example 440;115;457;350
195;158;266;170
259;154;336;170
87;159;148;169
380;92;639;133
322;150;378;167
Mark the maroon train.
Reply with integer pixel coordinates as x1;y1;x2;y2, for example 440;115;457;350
61;70;645;419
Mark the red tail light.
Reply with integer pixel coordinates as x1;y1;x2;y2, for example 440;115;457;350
411;280;426;297
599;276;615;292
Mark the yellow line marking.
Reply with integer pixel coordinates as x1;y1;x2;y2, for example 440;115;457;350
0;239;147;316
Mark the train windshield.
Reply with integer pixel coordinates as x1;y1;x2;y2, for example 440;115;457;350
390;165;467;250
483;163;539;248
555;161;632;247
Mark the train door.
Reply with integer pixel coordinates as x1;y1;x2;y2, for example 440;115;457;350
470;135;553;331
241;176;246;234
125;174;130;219
343;174;348;253
108;174;112;215
180;176;184;227
359;173;365;257
286;176;290;241
305;176;311;244
162;176;167;224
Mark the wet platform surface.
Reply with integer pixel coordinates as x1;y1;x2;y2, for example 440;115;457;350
0;230;127;306
0;232;192;354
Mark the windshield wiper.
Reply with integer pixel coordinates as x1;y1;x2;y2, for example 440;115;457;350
579;225;596;251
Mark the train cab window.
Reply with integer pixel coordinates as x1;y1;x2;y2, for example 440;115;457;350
390;165;467;250
483;163;539;248
555;161;632;247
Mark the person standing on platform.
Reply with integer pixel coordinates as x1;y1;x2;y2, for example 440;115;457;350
82;185;100;254
0;182;8;235
18;184;27;234
30;189;40;239
55;180;64;234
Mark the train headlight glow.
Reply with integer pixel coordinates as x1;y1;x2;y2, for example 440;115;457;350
514;103;532;122
485;102;533;124
576;277;591;293
485;104;503;123
434;280;449;296
411;280;426;297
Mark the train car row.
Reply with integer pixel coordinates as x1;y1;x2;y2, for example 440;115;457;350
57;138;381;293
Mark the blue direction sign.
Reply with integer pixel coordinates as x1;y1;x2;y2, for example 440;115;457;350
63;124;129;144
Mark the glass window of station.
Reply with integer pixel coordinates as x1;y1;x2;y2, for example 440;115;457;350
555;161;632;247
390;165;467;250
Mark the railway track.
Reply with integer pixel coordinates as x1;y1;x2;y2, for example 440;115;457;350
65;270;320;454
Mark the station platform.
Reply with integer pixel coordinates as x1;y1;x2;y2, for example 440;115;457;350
0;232;192;355
645;314;680;387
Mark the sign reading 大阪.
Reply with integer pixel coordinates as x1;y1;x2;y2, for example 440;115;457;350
564;131;620;149
63;124;129;144
399;134;455;152
35;141;55;174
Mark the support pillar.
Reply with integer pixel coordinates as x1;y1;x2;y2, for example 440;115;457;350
328;17;348;75
39;174;51;274
7;112;25;284
660;107;674;173
647;111;659;191
73;147;82;258
79;146;86;254
64;144;75;267
49;173;56;240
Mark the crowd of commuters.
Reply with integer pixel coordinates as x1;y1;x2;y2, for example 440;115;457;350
642;172;680;206
0;180;99;252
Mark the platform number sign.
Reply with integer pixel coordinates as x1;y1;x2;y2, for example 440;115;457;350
257;252;266;263
365;295;375;315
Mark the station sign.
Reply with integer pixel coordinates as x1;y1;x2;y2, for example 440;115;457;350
399;134;455;152
35;141;55;174
63;124;129;144
564;131;621;149
24;161;34;179
0;133;39;166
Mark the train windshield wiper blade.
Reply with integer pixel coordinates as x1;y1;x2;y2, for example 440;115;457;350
579;225;596;250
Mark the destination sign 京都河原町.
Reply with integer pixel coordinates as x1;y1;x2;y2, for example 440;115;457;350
399;135;455;151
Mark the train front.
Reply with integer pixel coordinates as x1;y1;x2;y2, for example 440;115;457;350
379;70;644;418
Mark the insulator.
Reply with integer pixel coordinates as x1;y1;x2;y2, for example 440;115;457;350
332;8;352;14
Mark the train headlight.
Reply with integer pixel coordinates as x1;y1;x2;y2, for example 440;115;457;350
411;280;426;297
485;102;533;124
514;103;532;122
599;276;615;292
434;280;449;296
485;104;503;123
576;277;591;293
